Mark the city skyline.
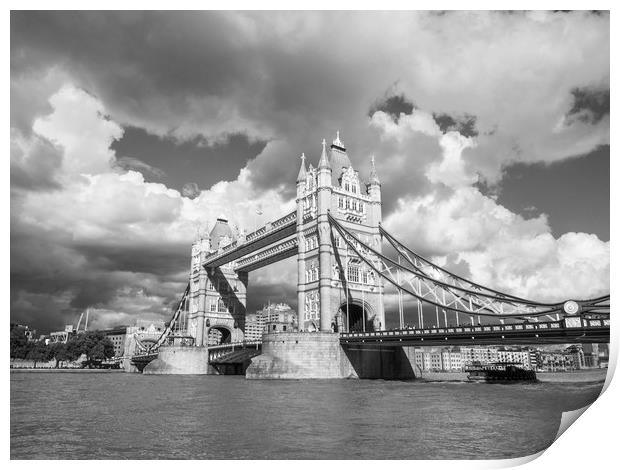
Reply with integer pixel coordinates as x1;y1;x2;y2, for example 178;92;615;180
11;11;609;334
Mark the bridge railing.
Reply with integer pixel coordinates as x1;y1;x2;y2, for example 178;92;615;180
245;211;297;242
340;317;610;339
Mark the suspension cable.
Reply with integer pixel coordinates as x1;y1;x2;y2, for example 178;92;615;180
329;214;569;319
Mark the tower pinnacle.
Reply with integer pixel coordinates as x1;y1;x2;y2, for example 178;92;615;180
369;155;380;185
333;130;344;149
318;138;330;169
297;152;307;182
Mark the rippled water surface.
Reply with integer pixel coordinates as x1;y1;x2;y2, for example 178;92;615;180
10;371;604;459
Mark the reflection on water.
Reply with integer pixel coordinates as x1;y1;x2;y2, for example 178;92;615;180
10;372;603;460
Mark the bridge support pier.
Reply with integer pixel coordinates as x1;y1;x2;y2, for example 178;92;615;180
246;332;417;380
143;346;209;375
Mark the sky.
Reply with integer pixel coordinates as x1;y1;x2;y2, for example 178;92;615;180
10;11;610;334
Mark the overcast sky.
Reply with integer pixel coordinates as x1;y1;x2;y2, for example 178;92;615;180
10;11;609;334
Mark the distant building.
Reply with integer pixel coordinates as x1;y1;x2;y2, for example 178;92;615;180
565;345;585;370
460;346;498;366
412;346;539;372
496;347;532;369
245;303;297;341
441;349;462;371
101;326;128;358
413;347;462;372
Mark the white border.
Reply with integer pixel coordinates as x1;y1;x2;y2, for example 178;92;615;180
4;3;616;469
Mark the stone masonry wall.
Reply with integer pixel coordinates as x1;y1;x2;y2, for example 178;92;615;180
143;346;209;375
246;332;418;380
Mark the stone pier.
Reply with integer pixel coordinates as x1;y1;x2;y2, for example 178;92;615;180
143;346;209;375
246;332;417;380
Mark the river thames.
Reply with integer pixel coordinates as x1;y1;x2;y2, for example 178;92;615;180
10;371;604;460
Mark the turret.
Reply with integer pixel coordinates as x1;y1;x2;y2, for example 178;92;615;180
296;153;307;197
367;155;381;200
367;155;382;238
209;217;233;251
318;139;330;171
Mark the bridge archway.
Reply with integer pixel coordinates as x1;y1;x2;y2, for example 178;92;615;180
206;326;232;346
338;301;375;333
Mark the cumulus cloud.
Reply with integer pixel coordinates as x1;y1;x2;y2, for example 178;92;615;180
11;11;610;194
181;182;200;199
11;86;294;331
114;156;167;180
10;11;610;331
380;118;609;303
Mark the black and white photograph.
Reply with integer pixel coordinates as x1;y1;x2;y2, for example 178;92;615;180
8;7;613;462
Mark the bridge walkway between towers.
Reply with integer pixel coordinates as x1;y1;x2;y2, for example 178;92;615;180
203;211;300;269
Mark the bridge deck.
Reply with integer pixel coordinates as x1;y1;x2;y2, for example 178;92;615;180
340;318;610;347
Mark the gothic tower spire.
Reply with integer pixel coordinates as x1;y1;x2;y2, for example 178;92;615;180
369;155;380;185
297;152;307;183
318;138;330;169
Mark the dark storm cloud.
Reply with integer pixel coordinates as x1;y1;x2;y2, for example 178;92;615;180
567;87;610;124
10;201;190;333
111;127;267;191
369;94;416;121
72;242;190;278
433;112;479;138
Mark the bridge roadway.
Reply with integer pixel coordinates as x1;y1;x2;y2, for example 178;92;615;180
339;317;610;347
131;318;609;371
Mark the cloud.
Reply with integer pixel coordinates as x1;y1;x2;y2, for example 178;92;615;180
384;186;609;302
10;11;610;331
114;156;167;180
369;93;415;122
10;129;63;191
181;182;200;199
11;86;294;331
433;113;478;138
565;86;610;125
378;111;610;303
11;11;610;196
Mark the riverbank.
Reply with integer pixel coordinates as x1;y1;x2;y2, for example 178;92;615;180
418;368;609;383
537;368;608;383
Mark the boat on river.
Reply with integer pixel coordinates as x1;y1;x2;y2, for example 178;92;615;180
466;362;537;382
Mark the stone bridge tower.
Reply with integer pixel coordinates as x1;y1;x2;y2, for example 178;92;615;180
296;133;384;333
188;218;247;346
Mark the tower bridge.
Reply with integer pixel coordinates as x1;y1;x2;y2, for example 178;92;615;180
130;132;610;378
